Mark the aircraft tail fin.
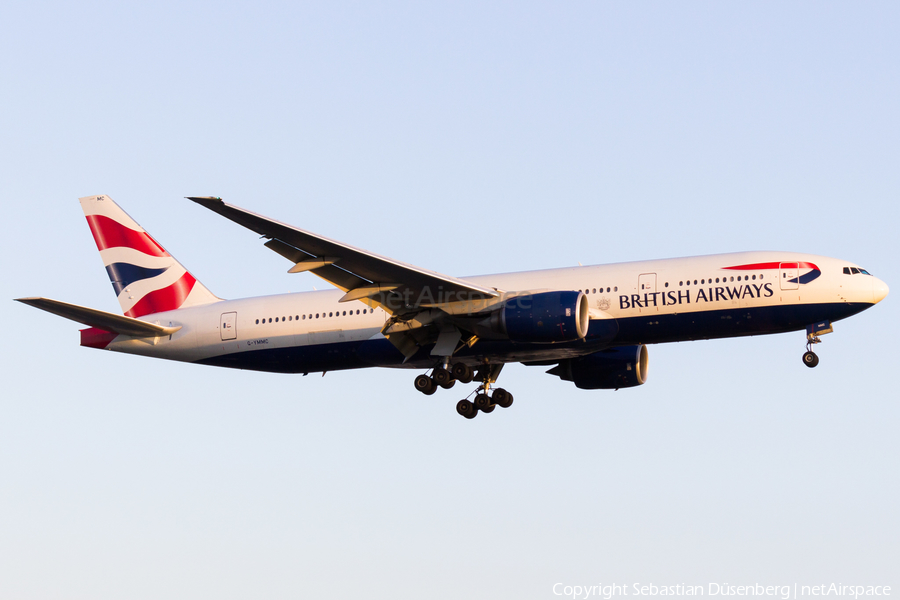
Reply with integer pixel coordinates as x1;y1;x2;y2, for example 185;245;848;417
79;195;220;317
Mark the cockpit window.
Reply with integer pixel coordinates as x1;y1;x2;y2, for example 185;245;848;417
851;267;860;274
843;267;851;275
859;269;871;275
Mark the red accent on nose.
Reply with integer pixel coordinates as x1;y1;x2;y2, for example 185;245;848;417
85;215;169;257
723;261;819;271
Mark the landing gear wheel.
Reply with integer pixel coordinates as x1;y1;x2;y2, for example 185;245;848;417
474;393;495;413
433;367;455;388
802;351;819;368
493;388;514;408
452;363;474;384
456;399;477;419
414;374;437;395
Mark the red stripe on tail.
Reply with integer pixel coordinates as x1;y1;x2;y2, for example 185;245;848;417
85;214;169;257
125;271;197;318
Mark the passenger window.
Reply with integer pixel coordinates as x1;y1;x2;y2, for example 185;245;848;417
752;275;756;280
268;318;272;323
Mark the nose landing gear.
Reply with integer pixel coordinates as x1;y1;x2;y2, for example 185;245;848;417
802;347;820;368
802;320;833;368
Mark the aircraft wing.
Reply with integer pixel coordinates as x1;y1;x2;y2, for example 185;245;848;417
188;197;499;314
14;297;182;337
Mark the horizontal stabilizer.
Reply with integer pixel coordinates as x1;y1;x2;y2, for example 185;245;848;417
15;297;182;337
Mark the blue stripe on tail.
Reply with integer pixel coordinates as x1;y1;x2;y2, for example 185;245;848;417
105;263;170;295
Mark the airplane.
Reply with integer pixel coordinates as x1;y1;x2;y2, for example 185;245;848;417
16;195;889;419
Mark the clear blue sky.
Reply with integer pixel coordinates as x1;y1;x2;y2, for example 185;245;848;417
1;2;897;598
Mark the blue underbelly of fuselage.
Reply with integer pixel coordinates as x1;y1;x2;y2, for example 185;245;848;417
193;302;872;374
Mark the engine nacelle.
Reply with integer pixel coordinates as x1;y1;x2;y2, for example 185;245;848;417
496;290;589;343
548;345;649;389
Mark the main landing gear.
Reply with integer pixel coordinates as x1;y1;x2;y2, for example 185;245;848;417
414;362;514;419
456;383;514;420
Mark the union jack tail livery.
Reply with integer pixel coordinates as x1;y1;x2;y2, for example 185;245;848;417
79;195;219;317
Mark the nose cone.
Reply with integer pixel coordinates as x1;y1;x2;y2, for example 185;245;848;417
873;277;889;303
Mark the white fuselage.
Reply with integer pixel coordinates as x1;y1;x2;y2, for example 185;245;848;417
93;251;887;374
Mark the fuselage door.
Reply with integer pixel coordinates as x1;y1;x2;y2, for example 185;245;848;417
639;273;657;294
220;312;237;341
779;263;800;291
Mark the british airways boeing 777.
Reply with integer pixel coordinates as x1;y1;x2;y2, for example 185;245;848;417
16;195;889;419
